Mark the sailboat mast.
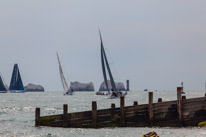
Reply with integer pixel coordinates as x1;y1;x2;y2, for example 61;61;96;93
56;53;70;92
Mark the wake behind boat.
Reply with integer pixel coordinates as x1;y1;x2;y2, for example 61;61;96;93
9;64;25;93
98;30;127;99
56;53;73;96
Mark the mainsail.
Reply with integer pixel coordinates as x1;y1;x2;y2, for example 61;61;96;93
56;53;72;95
99;30;117;94
9;64;24;91
0;73;7;91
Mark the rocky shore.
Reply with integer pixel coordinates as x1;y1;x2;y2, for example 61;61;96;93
24;83;44;92
99;80;126;91
70;81;94;91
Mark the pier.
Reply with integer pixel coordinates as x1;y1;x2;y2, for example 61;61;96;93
35;87;206;128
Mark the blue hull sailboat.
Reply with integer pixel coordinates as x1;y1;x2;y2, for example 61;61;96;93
99;30;127;98
0;73;7;93
9;64;25;93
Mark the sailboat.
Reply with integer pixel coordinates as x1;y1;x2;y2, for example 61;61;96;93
56;53;73;95
99;30;127;98
9;64;25;93
0;73;7;93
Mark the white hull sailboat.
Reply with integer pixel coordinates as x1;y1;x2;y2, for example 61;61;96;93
56;53;73;95
99;30;127;99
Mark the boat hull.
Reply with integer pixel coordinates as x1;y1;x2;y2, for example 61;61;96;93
64;91;73;96
10;90;25;93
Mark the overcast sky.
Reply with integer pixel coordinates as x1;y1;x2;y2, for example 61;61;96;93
0;0;206;91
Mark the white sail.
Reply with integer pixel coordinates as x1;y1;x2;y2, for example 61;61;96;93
56;53;72;95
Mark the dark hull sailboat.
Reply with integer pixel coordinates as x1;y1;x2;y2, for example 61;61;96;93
98;31;127;98
0;73;7;93
9;64;25;93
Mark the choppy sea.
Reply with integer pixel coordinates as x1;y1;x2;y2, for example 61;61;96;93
1;90;206;137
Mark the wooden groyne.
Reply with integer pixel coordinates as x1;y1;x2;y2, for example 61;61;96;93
35;87;206;128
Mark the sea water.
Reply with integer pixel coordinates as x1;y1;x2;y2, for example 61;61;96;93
0;91;206;137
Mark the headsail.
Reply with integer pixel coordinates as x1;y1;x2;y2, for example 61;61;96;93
99;31;110;94
0;73;7;91
9;64;24;91
99;30;117;94
56;53;72;95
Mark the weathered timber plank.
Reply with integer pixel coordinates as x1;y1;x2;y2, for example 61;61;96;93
177;87;182;127
153;100;177;108
183;103;206;111
154;111;177;120
125;104;148;111
63;104;68;127
92;101;97;128
120;97;125;127
158;98;162;103
125;111;148;117
154;119;178;127
185;101;206;106
125;115;148;123
183;116;206;126
67;116;92;122
97;115;118;122
183;102;206;108
40;114;63;125
98;120;121;128
125;106;148;114
149;92;153;127
182;97;206;104
183;108;206;117
97;108;121;116
125;121;148;127
67;111;92;119
153;104;177;113
153;109;177;114
97;108;112;115
35;108;40;127
68;120;93;128
40;120;64;127
134;101;138;106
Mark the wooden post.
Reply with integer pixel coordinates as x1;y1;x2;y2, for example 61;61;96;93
158;98;162;103
111;103;115;116
205;93;206;97
182;96;186;100
148;92;153;127
134;101;138;106
92;101;97;128
35;108;40;127
177;87;182;126
63;104;68;127
120;96;125;127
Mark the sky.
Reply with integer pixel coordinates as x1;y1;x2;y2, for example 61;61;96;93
0;0;206;91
